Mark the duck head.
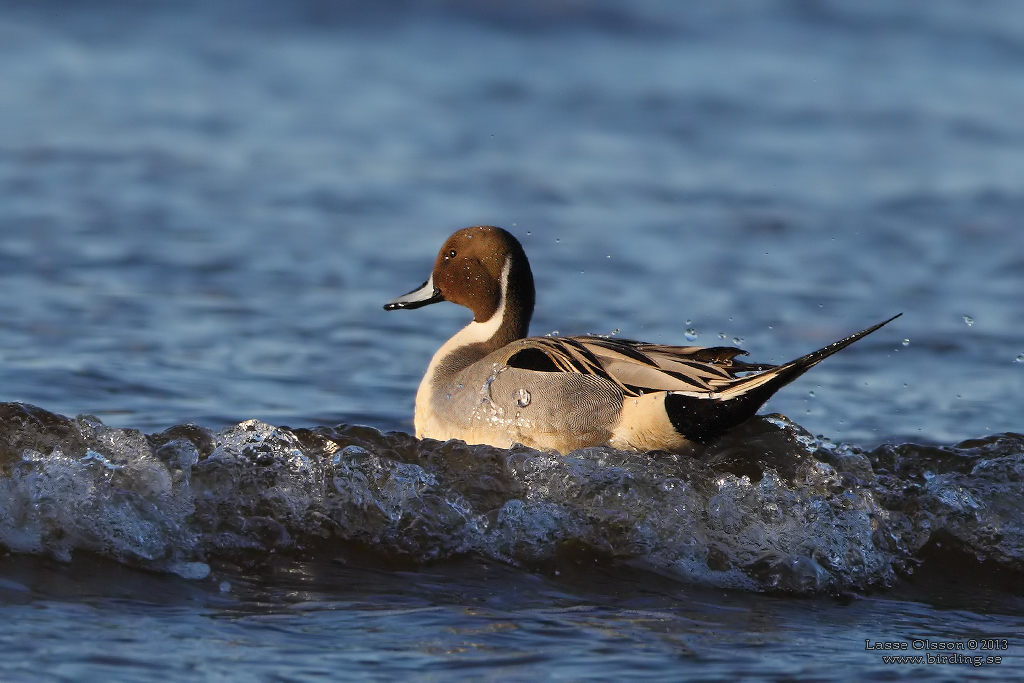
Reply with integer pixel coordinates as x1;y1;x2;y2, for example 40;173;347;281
385;226;535;345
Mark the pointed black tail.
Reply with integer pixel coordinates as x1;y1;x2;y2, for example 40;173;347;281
666;314;901;441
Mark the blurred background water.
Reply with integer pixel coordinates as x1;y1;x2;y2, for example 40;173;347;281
0;1;1023;680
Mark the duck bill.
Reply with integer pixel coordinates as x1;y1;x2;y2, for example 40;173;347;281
384;276;445;310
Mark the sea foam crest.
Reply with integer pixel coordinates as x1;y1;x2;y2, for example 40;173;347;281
1;402;1023;593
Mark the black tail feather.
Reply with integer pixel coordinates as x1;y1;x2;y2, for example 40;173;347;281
666;314;902;441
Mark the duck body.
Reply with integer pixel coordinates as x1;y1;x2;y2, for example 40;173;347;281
415;340;624;453
386;226;899;454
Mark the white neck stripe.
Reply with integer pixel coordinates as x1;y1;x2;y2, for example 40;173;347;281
457;256;510;344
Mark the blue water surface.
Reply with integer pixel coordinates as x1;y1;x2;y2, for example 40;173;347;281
1;1;1023;681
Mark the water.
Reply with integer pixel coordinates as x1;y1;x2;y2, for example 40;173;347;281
1;1;1024;680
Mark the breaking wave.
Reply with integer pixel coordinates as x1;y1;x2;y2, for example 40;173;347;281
1;402;1021;594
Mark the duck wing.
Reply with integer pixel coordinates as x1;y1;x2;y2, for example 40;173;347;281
504;335;774;397
504;314;901;406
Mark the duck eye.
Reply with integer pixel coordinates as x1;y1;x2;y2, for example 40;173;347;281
448;249;457;258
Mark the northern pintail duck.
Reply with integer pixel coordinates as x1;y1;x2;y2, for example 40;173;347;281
385;226;899;454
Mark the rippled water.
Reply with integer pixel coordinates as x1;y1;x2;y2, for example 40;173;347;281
1;1;1024;680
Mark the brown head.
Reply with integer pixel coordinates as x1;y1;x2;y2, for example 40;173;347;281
385;226;535;346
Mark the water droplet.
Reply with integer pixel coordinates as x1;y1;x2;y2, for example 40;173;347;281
610;328;620;336
685;319;691;325
808;391;815;398
685;328;698;341
514;388;531;407
555;238;560;243
902;338;910;347
81;450;122;471
607;255;611;258
526;230;531;235
963;315;974;326
219;581;232;593
718;333;726;339
732;337;743;346
1015;353;1024;364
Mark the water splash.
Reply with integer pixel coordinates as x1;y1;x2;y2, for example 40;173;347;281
1;402;1023;595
